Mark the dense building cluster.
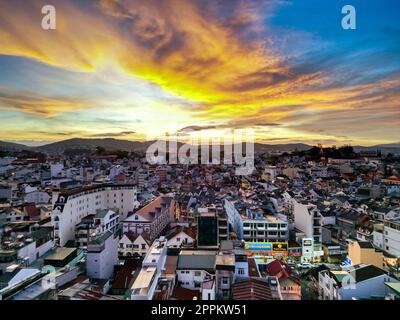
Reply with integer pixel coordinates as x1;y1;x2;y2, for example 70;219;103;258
0;148;399;300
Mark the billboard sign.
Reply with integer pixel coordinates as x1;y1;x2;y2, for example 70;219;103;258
245;242;272;251
344;256;352;266
245;242;288;255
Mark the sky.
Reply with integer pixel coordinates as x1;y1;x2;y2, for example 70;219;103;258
0;0;399;146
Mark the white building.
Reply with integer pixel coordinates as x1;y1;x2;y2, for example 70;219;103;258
382;217;400;257
130;237;168;300
176;250;216;290
122;196;174;241
94;208;120;235
224;199;288;243
293;201;323;262
86;231;119;280
118;232;151;257
24;191;50;204
52;184;137;246
318;264;398;300
165;227;196;248
309;166;329;178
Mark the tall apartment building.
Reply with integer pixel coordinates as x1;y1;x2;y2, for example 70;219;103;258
137;172;147;189
293;200;323;262
383;217;400;257
215;252;235;300
197;208;228;249
374;217;400;258
130;237;168;300
86;231;119;280
52;184;137;246
224;199;288;243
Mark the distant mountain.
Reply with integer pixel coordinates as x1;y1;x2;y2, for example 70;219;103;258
34;139;314;154
0;140;33;151
254;143;312;153
353;144;400;155
373;142;400;148
0;138;399;155
34;138;154;153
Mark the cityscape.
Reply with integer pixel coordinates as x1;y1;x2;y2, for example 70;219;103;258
0;0;400;305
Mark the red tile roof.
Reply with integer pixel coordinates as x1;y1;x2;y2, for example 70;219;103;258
171;286;200;300
112;266;137;290
266;260;301;285
166;226;197;241
233;279;273;300
135;196;174;221
125;231;151;245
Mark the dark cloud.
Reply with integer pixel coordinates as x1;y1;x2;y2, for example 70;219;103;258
178;125;217;133
88;131;136;137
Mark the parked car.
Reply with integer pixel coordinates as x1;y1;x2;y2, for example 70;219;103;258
298;262;312;269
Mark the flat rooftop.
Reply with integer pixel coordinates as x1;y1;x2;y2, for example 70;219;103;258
241;214;286;223
44;247;77;261
215;254;235;267
131;266;156;295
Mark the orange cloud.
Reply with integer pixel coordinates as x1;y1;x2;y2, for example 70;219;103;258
0;0;398;146
0;87;94;116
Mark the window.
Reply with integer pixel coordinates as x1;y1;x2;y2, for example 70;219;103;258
194;271;201;276
238;268;245;275
222;277;229;285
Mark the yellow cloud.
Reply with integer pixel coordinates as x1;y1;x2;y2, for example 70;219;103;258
0;0;398;146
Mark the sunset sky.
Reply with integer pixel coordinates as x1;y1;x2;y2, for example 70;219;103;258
0;0;399;146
